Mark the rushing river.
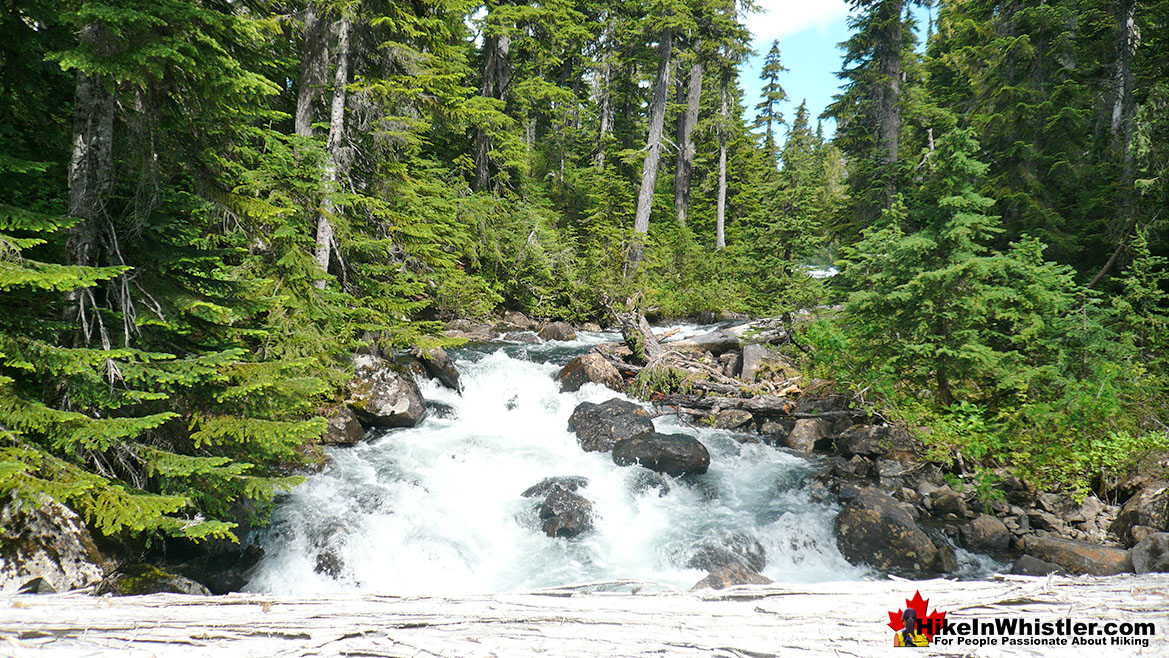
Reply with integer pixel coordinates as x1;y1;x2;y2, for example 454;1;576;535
246;327;988;595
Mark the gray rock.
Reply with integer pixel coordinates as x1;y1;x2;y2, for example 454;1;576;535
444;320;496;342
961;515;1011;553
412;346;462;392
932;487;968;517
708;409;753;431
691;563;772;590
537;322;577;341
834;424;915;459
1110;481;1169;547
321;406;366;446
568;399;654;453
1;493;108;594
612;433;710;477
686;534;766;573
1028;510;1065;533
1024;535;1132;576
347;355;426;429
502;330;540;343
834;488;940;577
502;311;535;330
538;488;594;538
522;476;590;498
785;418;831;453
96;564;211;596
580;322;603;333
1131;533;1169;574
1010;555;1068;576
555;353;623;393
670;331;740;356
740;344;770;382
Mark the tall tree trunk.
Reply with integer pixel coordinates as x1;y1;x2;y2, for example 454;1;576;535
673;60;703;228
65;24;116;332
628;29;674;273
715;84;728;251
595;18;615;168
473;30;512;191
295;5;330;139
877;0;904;207
1110;0;1138;235
313;16;349;289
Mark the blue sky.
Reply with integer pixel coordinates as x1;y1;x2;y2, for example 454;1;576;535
739;1;932;139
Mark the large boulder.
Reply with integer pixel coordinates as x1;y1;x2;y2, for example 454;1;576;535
502;311;535;330
321;406;366;446
444;319;497;342
960;515;1011;553
1110;481;1169;547
1;493;108;594
612;433;710;477
1131;533;1169;574
739;344;770;383
1024;535;1132;576
691;563;773;590
347;355;426;428
538;488;594;539
556;353;623;393
834;488;940;577
95;564;211;596
1010;555;1068;576
785;418;832;453
537;322;577;342
567;399;654;453
412;346;462;392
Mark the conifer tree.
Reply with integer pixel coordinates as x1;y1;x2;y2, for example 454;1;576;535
753;40;787;162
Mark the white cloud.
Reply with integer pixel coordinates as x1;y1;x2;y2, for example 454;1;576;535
747;0;849;45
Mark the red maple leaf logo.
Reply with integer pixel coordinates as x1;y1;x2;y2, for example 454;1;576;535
887;591;946;641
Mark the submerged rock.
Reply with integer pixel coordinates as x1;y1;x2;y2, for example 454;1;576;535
833;488;939;577
522;476;590;499
568;399;654;453
538;488;594;538
347;355;426;429
556;353;623;393
686;534;766;573
691;563;773;590
612;433;710;477
96;564;211;596
1;493;108;594
537;322;577;342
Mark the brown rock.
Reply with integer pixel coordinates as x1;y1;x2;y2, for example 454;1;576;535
1110;481;1169;547
537;322;577;341
502;311;535;330
321;406;366;446
1024;535;1132;576
691;563;773;590
568;399;654;452
785;418;831;453
555;353;623;393
708;409;754;431
960;515;1011;553
834;488;940;577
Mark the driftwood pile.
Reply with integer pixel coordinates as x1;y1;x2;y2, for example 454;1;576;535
2;575;1166;656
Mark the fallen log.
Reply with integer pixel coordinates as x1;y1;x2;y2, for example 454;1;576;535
653;394;868;420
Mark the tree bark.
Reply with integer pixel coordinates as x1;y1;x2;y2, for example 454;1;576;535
473;28;512;192
673;60;703;228
616;306;664;365
1108;0;1138;244
877;0;904;207
595;18;615;168
313;15;349;290
715;84;728;251
295;5;330;139
628;29;674;273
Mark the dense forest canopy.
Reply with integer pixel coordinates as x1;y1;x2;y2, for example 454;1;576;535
1;0;1167;545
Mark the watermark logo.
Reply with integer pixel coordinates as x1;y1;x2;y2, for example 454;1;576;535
887;591;945;647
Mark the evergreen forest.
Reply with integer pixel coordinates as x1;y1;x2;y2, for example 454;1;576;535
2;0;1168;547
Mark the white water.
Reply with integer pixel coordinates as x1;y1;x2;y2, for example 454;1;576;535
247;329;871;595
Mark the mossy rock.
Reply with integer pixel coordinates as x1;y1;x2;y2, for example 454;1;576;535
95;564;211;596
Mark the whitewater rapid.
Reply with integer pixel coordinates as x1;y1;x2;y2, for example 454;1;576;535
246;329;872;595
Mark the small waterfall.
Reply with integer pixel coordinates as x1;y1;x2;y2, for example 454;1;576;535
246;328;868;595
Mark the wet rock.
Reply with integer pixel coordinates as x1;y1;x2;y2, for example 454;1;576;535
1110;481;1169;547
708;409;753;431
1023;535;1132;576
522;476;589;498
784;418;832;453
612;433;711;477
1131;533;1169;574
960;515;1011;553
1010;555;1068;576
537;322;577;342
758;420;790;444
347;355;426;428
173;542;265;596
539;488;594;538
580;322;603;333
412;346;462;392
834;488;940;577
314;552;344;579
502;311;535;330
96;564;211;596
556;353;624;393
568;399;654;453
427;401;458;419
1;493;108;594
686;535;766;573
834;424;916;460
444;319;496;342
321;406;366;446
502;331;540;343
739;344;770;382
627;470;672;497
691;563;773;590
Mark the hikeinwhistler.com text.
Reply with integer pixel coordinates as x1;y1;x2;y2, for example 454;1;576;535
924;617;1156;648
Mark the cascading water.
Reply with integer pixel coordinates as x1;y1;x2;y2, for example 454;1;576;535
246;328;874;595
